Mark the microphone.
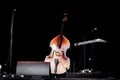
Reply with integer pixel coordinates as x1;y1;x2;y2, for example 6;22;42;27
13;9;16;12
54;59;59;74
74;43;78;46
91;27;97;32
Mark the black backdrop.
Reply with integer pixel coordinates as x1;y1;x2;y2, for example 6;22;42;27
0;1;119;77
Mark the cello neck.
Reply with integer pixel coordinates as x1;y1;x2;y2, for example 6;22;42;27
57;13;68;48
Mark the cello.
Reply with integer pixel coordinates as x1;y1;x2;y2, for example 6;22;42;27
44;13;70;75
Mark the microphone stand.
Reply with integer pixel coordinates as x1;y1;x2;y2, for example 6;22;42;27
8;9;16;75
83;35;86;70
80;35;92;74
79;28;97;74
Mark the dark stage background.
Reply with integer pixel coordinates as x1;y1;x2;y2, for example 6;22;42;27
0;1;119;78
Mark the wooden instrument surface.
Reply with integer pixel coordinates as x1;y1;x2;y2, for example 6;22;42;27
44;13;70;74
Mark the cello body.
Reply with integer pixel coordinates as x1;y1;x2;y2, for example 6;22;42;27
44;13;70;74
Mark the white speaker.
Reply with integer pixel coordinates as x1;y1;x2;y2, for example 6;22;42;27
16;61;50;76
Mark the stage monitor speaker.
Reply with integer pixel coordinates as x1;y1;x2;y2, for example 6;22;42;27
16;61;50;76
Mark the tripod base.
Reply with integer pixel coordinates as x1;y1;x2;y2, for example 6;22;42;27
79;69;93;74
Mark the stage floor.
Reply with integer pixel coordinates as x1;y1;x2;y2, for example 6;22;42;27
0;71;118;80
